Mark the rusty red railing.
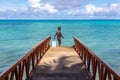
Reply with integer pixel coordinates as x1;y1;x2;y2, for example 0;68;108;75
0;36;51;80
73;37;120;80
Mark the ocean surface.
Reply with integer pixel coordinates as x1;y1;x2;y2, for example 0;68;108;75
0;20;120;74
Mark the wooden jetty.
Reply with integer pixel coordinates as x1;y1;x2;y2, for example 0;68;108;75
30;47;90;80
0;35;120;80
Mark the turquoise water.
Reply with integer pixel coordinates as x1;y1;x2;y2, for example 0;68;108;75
0;20;120;74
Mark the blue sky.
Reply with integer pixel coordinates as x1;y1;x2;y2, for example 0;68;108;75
0;0;120;19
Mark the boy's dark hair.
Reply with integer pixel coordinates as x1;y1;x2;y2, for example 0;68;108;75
58;27;61;30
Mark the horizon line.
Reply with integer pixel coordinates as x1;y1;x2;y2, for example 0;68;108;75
0;19;120;20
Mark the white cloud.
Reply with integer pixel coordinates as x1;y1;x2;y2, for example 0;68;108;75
0;0;120;19
85;4;104;15
85;3;120;17
0;0;58;19
109;3;120;12
28;0;58;13
28;0;41;8
68;10;81;15
42;3;58;13
44;0;83;10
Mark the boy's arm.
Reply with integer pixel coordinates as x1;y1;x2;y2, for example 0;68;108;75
62;35;64;38
54;32;56;39
61;33;64;38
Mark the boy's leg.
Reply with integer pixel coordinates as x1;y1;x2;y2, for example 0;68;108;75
59;40;61;46
58;39;61;46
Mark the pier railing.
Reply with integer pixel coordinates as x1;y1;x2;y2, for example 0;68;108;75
73;37;120;80
0;36;51;80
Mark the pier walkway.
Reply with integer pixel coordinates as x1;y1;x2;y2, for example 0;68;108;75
30;47;91;80
0;35;120;80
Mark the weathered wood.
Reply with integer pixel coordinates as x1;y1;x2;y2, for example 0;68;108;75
0;36;51;80
73;37;120;80
0;36;120;80
30;47;91;80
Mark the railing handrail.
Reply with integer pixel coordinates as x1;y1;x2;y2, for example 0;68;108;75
0;35;51;80
73;36;120;80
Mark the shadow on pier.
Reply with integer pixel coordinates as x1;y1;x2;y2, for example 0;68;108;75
30;47;90;80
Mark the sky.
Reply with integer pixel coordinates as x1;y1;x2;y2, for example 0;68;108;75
0;0;120;19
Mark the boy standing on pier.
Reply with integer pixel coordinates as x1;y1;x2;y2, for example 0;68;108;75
54;27;64;46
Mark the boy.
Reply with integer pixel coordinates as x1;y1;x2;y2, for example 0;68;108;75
54;27;64;46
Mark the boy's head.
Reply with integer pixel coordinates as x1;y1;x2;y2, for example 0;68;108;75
58;27;61;30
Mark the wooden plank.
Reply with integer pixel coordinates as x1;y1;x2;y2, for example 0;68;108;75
30;47;91;80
